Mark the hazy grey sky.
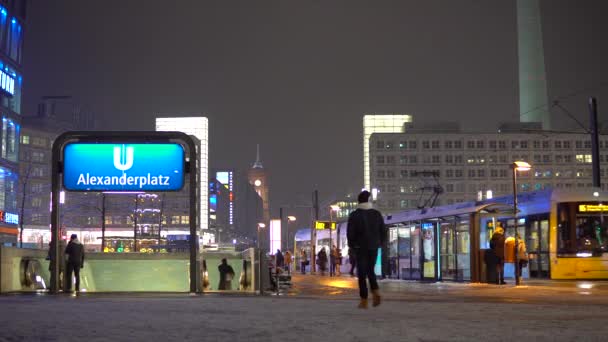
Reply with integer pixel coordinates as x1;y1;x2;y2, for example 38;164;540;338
23;0;608;219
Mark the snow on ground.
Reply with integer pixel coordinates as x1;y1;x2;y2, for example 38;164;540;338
1;294;607;342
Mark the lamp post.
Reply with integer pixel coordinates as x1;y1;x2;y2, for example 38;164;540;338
286;216;296;272
257;222;266;294
286;216;296;251
511;161;531;286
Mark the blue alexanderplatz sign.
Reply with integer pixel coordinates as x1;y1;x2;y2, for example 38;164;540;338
63;143;185;191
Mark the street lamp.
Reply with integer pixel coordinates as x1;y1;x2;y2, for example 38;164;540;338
256;222;266;295
511;160;531;286
286;216;296;272
286;216;296;251
257;223;266;250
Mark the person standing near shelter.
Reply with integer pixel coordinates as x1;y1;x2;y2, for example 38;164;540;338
516;234;529;282
300;248;308;274
329;245;337;276
275;249;284;270
284;250;292;275
348;247;357;277
490;226;506;285
317;248;328;276
347;190;386;309
64;234;85;293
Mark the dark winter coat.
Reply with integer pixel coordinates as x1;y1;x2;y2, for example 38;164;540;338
218;263;235;290
64;239;85;267
347;203;387;251
490;231;506;260
317;249;328;270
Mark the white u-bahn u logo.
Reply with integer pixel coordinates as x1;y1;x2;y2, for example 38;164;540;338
113;145;134;171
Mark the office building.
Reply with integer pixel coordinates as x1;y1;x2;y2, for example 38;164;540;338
363;114;412;191
369;122;605;214
0;0;26;244
155;117;209;232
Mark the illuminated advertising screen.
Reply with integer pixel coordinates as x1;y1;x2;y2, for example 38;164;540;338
216;171;234;225
63;143;184;191
270;219;281;252
216;172;229;187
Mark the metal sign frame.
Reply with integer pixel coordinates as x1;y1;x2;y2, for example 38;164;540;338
50;131;200;294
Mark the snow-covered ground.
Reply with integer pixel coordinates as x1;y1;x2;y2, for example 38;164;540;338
1;293;607;342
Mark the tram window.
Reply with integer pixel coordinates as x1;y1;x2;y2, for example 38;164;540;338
557;202;608;257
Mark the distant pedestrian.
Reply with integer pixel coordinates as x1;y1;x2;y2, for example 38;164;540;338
284;250;293;275
348;247;357;277
275;249;284;269
64;234;85;293
300;248;308;274
330;245;337;276
490;226;506;285
317;248;328;276
218;258;235;290
516;234;529;282
347;190;386;309
332;245;341;276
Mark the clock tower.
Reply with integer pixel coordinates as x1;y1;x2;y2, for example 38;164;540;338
247;144;270;223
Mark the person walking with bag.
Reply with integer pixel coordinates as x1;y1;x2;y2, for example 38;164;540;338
347;190;386;309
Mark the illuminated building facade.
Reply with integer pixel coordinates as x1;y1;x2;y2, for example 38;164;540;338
215;170;234;227
0;0;26;244
247;144;270;223
155;117;209;232
363;114;412;191
328;197;358;221
209;177;230;244
369;122;607;214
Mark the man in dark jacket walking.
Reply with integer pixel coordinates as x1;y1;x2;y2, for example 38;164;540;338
64;234;85;292
347;190;386;309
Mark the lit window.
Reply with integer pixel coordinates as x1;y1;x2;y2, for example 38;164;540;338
576;154;592;163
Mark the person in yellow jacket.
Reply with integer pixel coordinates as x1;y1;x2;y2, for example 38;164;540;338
284;250;293;275
504;234;528;283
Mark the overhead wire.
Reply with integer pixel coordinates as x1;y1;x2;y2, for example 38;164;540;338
519;81;608;119
518;81;608;133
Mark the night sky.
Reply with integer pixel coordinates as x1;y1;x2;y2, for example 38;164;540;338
22;0;608;220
